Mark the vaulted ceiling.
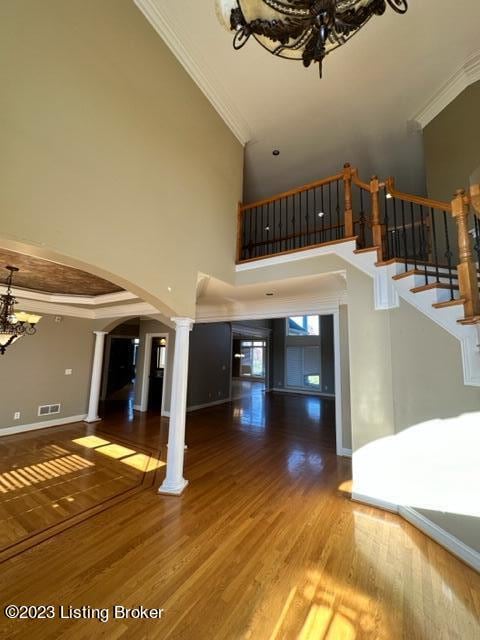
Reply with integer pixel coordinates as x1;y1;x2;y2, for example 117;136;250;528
136;0;480;201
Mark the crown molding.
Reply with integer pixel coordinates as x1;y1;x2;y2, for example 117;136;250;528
134;0;251;145
15;296;160;321
413;51;480;129
0;286;137;306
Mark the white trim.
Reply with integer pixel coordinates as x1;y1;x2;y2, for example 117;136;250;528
352;492;399;514
271;387;335;398
12;296;161;321
197;298;342;324
139;332;169;414
399;507;480;574
0;286;136;306
0;414;87;437
187;398;231;412
413;51;480;129
133;404;142;412
235;243;357;271
134;0;250;145
333;309;343;457
340;448;352;458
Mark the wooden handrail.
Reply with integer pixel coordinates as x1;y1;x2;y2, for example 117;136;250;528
239;172;343;212
351;168;371;192
385;177;451;212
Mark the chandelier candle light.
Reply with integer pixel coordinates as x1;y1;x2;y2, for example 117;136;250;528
215;0;408;77
0;266;41;354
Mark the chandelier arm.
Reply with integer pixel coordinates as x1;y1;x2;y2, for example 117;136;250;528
386;0;408;14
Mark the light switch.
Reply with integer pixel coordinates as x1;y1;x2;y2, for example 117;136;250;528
65;369;72;376
14;412;20;420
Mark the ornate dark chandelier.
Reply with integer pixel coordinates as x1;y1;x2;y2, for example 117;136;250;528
215;1;408;77
0;266;41;354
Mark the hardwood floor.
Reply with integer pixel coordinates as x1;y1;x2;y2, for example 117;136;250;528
0;393;478;639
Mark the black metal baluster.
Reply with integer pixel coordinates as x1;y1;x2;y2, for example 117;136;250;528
328;181;332;242
382;189;390;260
410;202;417;271
306;190;310;247
431;208;440;284
419;205;428;286
321;185;326;242
392;197;399;259
442;210;454;300
401;200;408;272
313;187;318;244
335;179;340;239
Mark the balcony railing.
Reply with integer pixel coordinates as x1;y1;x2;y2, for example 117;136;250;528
237;163;480;322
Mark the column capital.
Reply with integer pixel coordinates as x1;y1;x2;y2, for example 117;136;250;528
93;330;108;336
171;317;195;330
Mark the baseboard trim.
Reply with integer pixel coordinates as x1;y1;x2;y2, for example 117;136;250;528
340;448;352;458
399;506;480;573
271;388;335;398
187;398;231;413
352;492;399;513
133;404;142;412
0;414;88;437
351;492;479;573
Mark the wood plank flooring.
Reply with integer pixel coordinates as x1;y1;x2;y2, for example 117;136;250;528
0;392;478;639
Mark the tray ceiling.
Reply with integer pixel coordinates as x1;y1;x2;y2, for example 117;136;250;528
0;249;123;296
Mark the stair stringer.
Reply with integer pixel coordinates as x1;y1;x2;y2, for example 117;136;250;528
330;242;480;387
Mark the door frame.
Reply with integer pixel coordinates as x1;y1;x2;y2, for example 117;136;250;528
139;332;169;415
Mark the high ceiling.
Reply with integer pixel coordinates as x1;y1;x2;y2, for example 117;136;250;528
136;0;480;201
0;249;123;296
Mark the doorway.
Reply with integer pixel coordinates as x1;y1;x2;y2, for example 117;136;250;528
231;335;268;400
147;337;167;411
139;332;169;416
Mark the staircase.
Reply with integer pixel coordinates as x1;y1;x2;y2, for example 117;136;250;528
237;163;480;386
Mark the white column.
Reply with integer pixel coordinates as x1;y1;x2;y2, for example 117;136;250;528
85;331;107;423
159;317;194;496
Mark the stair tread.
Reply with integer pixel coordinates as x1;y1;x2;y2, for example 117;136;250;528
433;298;466;309
393;269;458;282
354;246;380;255
411;282;460;293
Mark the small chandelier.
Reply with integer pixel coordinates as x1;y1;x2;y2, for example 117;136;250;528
215;1;408;77
0;266;41;354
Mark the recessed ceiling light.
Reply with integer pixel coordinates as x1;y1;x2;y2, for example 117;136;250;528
167;286;172;292
272;150;280;156
318;211;325;218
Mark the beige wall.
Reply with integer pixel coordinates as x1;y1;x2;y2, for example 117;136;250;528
0;314;95;429
424;80;480;202
0;0;243;318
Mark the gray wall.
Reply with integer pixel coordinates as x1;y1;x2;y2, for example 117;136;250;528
187;323;232;409
0;314;95;429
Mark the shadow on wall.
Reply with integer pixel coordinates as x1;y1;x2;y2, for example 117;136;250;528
352;411;480;548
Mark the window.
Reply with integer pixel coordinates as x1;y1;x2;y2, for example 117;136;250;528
286;345;321;390
287;315;320;336
239;340;266;378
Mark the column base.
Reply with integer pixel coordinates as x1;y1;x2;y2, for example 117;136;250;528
84;417;102;424
158;478;189;496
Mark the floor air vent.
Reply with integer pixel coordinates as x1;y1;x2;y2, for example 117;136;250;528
38;404;61;417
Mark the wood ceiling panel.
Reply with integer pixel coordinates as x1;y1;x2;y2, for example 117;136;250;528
0;250;123;296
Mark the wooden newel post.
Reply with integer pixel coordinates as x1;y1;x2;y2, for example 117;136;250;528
452;189;480;319
370;175;383;261
343;163;354;238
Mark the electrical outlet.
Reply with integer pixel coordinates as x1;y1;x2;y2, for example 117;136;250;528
14;412;20;420
65;369;72;376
